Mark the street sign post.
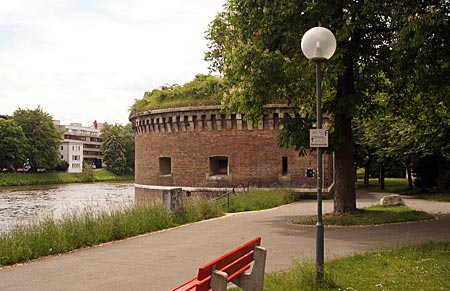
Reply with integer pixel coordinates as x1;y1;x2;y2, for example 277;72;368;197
310;129;329;148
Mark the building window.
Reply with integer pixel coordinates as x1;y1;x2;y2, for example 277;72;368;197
159;157;171;175
282;156;288;176
210;156;228;176
72;155;80;161
60;146;64;150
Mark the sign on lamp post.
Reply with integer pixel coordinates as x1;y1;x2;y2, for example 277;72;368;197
310;129;329;148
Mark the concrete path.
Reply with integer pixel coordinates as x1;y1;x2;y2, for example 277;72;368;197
0;191;449;290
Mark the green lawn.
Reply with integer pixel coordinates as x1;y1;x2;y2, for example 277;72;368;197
0;169;134;187
293;205;434;226
263;241;450;291
356;177;414;193
356;177;450;202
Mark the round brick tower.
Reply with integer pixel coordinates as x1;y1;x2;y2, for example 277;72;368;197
130;104;334;199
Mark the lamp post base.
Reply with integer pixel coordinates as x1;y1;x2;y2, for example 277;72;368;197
316;222;324;281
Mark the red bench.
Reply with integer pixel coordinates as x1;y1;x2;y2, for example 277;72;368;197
170;237;267;291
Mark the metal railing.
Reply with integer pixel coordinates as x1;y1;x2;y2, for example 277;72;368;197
214;179;260;212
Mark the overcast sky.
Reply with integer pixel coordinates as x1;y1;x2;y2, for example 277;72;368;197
0;0;226;126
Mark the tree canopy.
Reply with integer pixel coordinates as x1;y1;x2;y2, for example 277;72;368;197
0;119;28;171
101;123;135;175
12;108;62;171
206;0;450;212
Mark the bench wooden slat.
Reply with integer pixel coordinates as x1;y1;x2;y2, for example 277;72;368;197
193;277;214;291
169;277;198;291
197;237;261;281
223;251;253;281
171;237;263;291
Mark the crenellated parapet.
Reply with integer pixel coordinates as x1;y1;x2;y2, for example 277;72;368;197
129;104;291;136
130;102;334;200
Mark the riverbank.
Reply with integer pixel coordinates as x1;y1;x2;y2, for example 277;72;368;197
0;169;134;187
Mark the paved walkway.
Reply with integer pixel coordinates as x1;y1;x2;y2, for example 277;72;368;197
0;191;449;290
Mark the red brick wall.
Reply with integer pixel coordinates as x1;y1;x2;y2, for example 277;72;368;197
132;105;333;190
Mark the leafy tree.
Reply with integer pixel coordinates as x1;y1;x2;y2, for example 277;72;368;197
101;124;134;174
206;0;449;213
82;161;95;182
0;119;28;171
12;108;62;171
102;134;127;175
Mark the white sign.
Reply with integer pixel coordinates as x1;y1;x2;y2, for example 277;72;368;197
310;129;329;147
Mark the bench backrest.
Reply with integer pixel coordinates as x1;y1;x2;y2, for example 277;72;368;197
195;237;261;291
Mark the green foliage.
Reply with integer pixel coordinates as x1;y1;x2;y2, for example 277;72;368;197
103;135;126;174
81;161;95;182
206;1;450;213
352;3;450;191
0;200;223;266
181;198;224;222
294;205;434;226
224;189;296;212
357;177;450;202
131;74;226;112
0;169;133;187
414;192;450;202
0;119;28;170
101;124;134;175
90;169;134;182
263;241;450;291
354;78;450;191
12;107;62;171
326;241;450;291
54;160;69;172
356;177;415;194
263;261;337;291
206;0;417;136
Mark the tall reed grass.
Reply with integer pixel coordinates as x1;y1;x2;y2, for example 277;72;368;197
226;189;305;212
0;189;307;267
0;199;223;266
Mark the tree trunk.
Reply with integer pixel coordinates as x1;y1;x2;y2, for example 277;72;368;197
437;160;444;192
379;162;385;190
332;48;357;214
364;159;370;186
406;163;413;189
333;114;357;213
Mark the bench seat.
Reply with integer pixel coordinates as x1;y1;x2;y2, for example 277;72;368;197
171;237;266;291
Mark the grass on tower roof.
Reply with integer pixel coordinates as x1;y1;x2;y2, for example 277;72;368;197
130;74;226;113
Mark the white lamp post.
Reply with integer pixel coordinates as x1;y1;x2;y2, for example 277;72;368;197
301;26;336;280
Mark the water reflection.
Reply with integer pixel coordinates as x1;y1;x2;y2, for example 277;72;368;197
0;183;134;231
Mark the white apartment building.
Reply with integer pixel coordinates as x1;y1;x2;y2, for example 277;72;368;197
60;141;83;173
54;121;103;173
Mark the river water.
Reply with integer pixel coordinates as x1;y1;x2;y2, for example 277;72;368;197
0;182;134;232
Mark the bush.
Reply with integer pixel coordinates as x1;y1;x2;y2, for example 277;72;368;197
54;160;69;172
81;161;95;182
